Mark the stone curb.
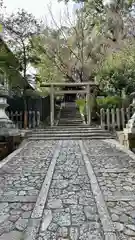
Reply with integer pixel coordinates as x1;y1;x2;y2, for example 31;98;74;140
23;140;62;240
79;140;117;240
0;140;30;169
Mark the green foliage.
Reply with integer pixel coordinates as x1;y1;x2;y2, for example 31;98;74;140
60;0;135;74
31;0;135;86
76;96;99;121
2;9;41;78
0;24;2;32
97;42;135;95
31;1;108;82
31;30;66;96
1;0;135;104
76;98;86;115
97;96;126;109
1;9;42;101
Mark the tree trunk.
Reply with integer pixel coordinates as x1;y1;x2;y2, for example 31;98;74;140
21;39;28;129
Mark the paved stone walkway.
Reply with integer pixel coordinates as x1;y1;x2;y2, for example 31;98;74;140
0;139;135;239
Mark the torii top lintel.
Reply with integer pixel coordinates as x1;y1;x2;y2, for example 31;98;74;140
40;82;98;87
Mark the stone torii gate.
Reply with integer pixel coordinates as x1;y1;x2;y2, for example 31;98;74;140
40;82;98;127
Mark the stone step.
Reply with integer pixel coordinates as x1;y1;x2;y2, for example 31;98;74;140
59;119;81;121
60;115;80;116
33;127;101;131
59;122;83;126
59;120;82;123
28;132;112;138
29;133;111;138
28;124;113;139
58;120;82;121
28;135;113;140
60;113;81;115
60;117;81;119
58;122;83;125
58;123;82;125
59;120;82;122
59;119;81;122
47;125;98;128
59;118;81;120
31;129;109;134
60;118;81;119
60;111;80;113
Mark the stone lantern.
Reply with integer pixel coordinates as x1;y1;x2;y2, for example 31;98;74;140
0;79;14;129
0;71;15;130
0;70;21;155
125;92;135;134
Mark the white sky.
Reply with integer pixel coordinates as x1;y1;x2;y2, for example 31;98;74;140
3;0;75;26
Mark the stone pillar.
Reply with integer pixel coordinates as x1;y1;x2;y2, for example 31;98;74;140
86;84;91;125
50;84;54;127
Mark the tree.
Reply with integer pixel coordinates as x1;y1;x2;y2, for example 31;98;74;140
1;9;42;127
2;9;41;81
52;1;114;84
0;0;5;32
32;4;108;84
57;0;135;98
31;28;68;84
60;0;135;43
97;40;135;95
2;10;41;98
27;0;135;96
32;27;74;82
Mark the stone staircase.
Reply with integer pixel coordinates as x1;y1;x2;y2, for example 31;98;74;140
58;102;83;126
28;102;114;140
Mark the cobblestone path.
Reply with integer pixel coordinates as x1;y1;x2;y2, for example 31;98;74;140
0;140;57;240
0;139;135;239
85;140;135;240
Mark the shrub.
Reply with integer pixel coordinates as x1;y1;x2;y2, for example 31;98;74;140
97;96;124;109
76;98;85;115
76;96;98;121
